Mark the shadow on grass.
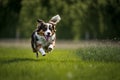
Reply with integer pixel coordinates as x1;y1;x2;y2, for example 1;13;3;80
0;57;81;64
0;58;45;64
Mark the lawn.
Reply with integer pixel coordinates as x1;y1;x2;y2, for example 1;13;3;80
0;43;120;80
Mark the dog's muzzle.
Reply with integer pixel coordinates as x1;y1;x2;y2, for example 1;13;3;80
45;32;51;41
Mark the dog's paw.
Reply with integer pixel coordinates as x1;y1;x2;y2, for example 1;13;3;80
46;45;54;53
48;45;53;50
36;52;39;58
42;54;46;56
39;48;46;56
49;45;53;49
48;47;52;52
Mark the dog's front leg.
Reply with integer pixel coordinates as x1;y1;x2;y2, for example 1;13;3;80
48;40;55;52
37;44;46;56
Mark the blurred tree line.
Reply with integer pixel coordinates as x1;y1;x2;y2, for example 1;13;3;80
0;0;120;40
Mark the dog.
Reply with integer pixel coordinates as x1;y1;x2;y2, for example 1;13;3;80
31;15;61;57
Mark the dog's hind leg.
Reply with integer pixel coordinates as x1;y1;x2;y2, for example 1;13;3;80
31;32;39;58
36;52;39;58
31;32;35;51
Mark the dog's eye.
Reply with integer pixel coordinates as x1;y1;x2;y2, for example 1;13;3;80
49;27;52;31
42;26;47;31
49;25;53;31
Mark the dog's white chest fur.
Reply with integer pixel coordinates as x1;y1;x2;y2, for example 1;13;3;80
35;32;55;47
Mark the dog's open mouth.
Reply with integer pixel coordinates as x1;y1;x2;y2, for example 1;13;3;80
45;35;50;41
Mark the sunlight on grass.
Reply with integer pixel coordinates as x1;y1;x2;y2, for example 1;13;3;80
0;45;120;80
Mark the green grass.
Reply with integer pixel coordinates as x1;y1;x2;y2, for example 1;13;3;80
0;45;120;80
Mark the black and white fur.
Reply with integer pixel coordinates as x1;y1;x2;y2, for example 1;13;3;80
31;15;61;57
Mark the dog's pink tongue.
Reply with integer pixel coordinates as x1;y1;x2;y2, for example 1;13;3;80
45;36;49;41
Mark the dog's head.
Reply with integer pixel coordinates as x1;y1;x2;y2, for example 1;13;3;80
36;15;61;40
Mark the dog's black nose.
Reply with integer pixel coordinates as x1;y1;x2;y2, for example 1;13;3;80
47;32;50;35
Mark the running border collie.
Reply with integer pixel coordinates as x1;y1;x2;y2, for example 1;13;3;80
31;15;61;57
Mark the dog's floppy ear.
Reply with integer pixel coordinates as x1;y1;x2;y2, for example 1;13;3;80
36;19;44;27
37;19;44;23
36;19;44;32
49;15;61;25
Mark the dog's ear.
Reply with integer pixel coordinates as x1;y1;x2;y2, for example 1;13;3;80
49;15;61;25
36;19;44;32
37;19;44;27
37;19;44;23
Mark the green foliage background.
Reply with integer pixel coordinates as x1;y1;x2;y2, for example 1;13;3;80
0;0;120;40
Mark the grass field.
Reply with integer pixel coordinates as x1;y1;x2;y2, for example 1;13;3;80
0;41;120;80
